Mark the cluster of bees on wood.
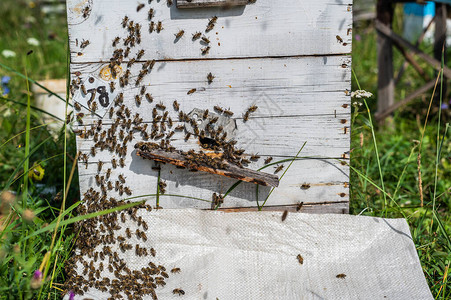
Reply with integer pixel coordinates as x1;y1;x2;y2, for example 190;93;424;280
66;0;281;299
63;191;184;299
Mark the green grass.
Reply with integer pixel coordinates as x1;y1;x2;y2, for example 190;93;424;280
0;0;450;299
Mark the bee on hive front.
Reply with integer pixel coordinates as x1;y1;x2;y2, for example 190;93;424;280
175;30;185;39
173;289;185;295
156;21;163;33
207;72;215;84
192;32;202;40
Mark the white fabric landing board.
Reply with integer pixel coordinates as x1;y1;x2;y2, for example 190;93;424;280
70;210;432;300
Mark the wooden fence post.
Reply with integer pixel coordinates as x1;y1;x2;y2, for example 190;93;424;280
434;3;447;102
376;0;394;119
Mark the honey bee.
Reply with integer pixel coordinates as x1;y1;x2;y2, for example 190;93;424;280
156;21;163;33
169;100;179;112
243;111;250;122
109;81;115;93
171;268;181;274
250;154;260;161
127;58;136;68
214;106;223;113
122;16;129;28
112;37;120;47
80;39;90;49
74;101;81;111
137;49;145;60
187;88;196;95
201;36;210;44
112;158;117;168
264;157;273;164
281;210;288;222
76;113;84;124
201;46;211;55
248;105;258;112
106;168;112;179
209;116;218;124
140;231;147;241
91;102;97;113
119;77;125;88
192;32;202;40
175;30;185;39
209;16;218;24
149;21;155;33
175;125;185;131
203;109;209;119
336;35;343;43
156;103;166;110
135;95;142;105
296;202;304;212
148;8;154;20
90;146;96;157
166;131;175;139
119;158;125;167
223;109;233;116
145;93;153;103
185;132;191;141
274;164;284;173
336;273;346;279
80;84;87;95
82;6;89;18
207;72;215;84
118;174;126;183
137;3;145;11
125;228;131;238
301;183;311;190
124;47;131;58
167;0;173;6
97;161;104;172
150;248;156;257
297;254;303;265
173;289;185;295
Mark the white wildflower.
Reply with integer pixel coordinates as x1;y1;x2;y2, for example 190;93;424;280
351;90;373;99
27;38;40;46
2;50;16;58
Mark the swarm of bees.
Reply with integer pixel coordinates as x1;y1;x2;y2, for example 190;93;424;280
67;1;266;298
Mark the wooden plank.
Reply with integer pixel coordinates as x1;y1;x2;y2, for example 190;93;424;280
136;148;280;187
77;156;349;209
75;114;350;159
219;201;349;214
71;55;351;123
67;0;352;62
177;0;249;8
376;0;394;119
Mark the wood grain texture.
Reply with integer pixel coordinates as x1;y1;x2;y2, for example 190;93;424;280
77;156;349;209
67;0;352;62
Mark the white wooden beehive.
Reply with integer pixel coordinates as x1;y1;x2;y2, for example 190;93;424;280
68;0;352;213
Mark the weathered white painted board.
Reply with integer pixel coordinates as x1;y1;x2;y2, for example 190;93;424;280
67;0;352;62
72;55;351;124
77;156;349;209
75;115;349;158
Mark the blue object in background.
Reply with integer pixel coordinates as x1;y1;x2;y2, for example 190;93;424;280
1;76;11;95
403;2;435;43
